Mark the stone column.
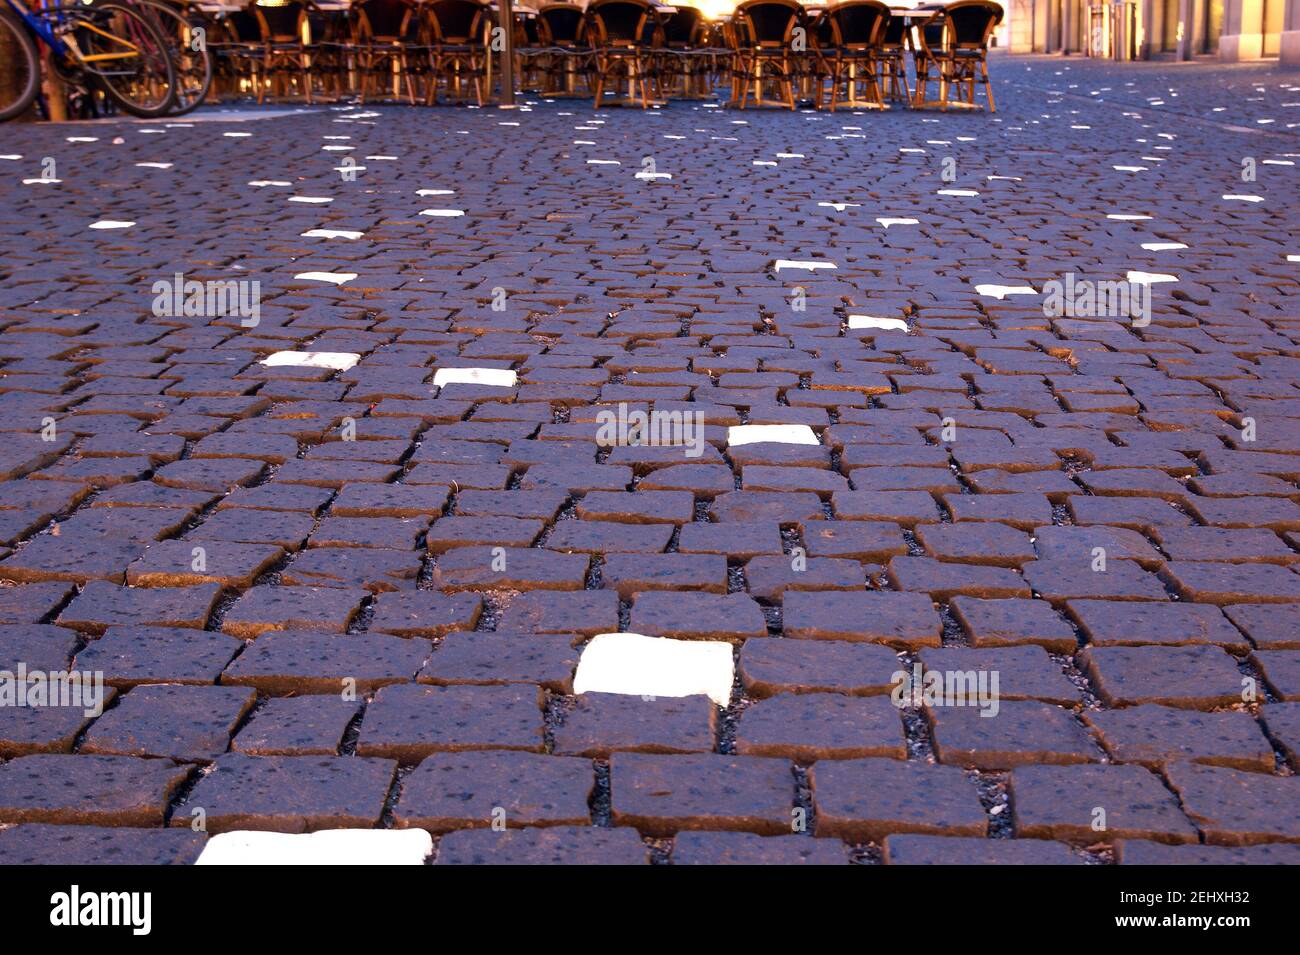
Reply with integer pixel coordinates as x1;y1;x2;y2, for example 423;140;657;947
1176;0;1195;56
1137;0;1155;57
1063;0;1079;49
1007;0;1037;52
1281;0;1300;63
1220;0;1264;59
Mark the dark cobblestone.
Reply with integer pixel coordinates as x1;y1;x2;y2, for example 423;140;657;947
1;54;1298;864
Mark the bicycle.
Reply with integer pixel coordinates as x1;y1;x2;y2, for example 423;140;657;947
122;0;213;115
0;0;177;121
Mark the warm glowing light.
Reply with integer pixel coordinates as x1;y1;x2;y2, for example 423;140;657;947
677;0;733;19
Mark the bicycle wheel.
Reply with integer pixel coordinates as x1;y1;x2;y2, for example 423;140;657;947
0;7;40;122
80;2;177;117
129;0;212;115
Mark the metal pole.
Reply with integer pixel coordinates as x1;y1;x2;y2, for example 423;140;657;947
498;0;516;105
44;48;68;122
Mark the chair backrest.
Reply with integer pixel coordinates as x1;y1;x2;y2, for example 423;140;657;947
515;12;540;46
538;2;586;45
720;15;748;50
354;0;415;40
810;9;833;49
661;5;705;46
587;0;654;48
427;0;487;44
879;11;906;48
734;0;802;48
918;9;946;55
252;0;309;42
227;7;263;41
944;0;1002;50
826;0;890;48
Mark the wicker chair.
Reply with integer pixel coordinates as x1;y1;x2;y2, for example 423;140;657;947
817;0;890;111
206;7;264;101
877;10;910;105
718;14;746;107
656;5;709;100
536;3;592;96
351;0;423;103
250;0;315;104
514;11;545;92
425;0;490;105
913;0;1002;111
732;0;804;109
304;3;350;99
586;0;658;109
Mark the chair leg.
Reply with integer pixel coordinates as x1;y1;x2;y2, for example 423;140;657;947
402;54;415;105
981;59;995;112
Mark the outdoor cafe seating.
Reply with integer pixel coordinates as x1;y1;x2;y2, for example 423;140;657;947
911;0;1001;111
586;0;658;108
350;0;423;105
816;0;891;110
188;0;1003;111
531;3;593;95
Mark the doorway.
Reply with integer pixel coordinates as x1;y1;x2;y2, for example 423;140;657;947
1160;0;1179;51
1262;0;1283;56
1202;0;1222;53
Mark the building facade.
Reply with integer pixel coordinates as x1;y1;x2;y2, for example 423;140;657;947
1006;0;1300;65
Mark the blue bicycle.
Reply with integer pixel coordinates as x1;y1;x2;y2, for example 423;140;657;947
0;0;177;120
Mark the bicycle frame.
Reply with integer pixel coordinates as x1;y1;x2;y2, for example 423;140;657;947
4;0;147;68
5;0;71;56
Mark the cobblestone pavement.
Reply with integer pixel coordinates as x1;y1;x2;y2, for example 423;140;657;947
0;55;1298;865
